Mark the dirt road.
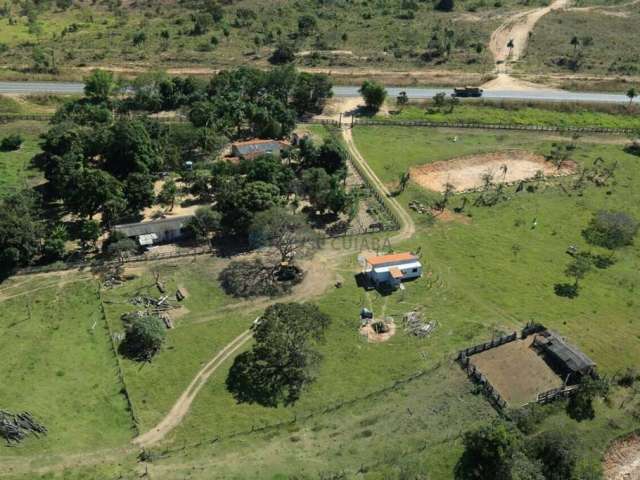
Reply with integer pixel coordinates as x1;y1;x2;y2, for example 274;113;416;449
489;0;569;68
133;329;254;447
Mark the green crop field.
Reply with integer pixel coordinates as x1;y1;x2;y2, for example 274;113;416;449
0;121;46;198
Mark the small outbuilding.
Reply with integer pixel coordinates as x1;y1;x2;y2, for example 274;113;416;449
231;139;290;160
533;330;596;379
114;215;193;247
363;252;422;289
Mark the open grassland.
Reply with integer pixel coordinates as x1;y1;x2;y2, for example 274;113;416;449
354;125;640;375
382;102;640;129
0;274;134;460
0;0;510;73
102;258;256;431
0;121;46;198
520;7;640;76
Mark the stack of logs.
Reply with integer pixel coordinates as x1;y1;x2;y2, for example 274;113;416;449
0;410;47;445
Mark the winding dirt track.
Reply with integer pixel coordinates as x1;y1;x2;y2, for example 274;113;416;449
133;330;254;447
127;124;415;450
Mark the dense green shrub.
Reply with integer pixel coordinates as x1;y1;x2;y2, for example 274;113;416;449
0;134;23;151
582;210;639;249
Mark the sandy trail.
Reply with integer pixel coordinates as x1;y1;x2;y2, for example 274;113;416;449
489;0;570;67
483;0;569;90
133;329;254;447
131;128;414;448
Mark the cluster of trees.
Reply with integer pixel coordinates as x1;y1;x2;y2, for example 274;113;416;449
187;66;332;139
226;302;330;407
555;210;636;298
456;417;602;480
0;65;334;273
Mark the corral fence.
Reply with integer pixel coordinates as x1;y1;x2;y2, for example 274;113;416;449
457;331;518;359
456;332;518;411
352;118;640;136
536;385;579;404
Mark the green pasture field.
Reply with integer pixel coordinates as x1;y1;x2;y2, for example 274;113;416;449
381;103;640;129
3;124;640;478
0;275;134;459
0;121;46;198
101;257;257;431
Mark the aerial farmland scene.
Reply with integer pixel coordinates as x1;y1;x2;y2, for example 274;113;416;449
0;1;639;479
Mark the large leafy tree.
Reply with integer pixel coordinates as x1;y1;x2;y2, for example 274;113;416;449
226;302;331;406
103;119;162;178
0;191;44;274
84;69;116;103
249;206;313;263
64;168;125;218
455;420;523;480
582;210;638;249
123;172;155;214
120;315;166;362
291;72;333;115
526;430;578;480
359;80;387;112
217;179;281;234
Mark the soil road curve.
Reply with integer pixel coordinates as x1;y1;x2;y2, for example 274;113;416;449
131;125;415;449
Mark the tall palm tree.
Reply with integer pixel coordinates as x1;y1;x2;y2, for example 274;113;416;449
627;87;637;107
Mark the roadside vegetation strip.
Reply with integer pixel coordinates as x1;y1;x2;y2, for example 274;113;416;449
133;329;254;447
356;118;640;135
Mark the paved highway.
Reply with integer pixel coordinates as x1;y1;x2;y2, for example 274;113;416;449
0;81;636;104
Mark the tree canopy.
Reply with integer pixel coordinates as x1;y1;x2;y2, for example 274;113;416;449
226;302;330;406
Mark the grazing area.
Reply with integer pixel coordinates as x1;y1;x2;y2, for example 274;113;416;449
0;121;45;198
410;150;576;192
468;335;564;406
382;102;640;129
0;275;133;458
521;7;640;77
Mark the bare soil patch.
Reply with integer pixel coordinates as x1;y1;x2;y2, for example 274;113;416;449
604;434;640;480
471;336;563;406
411;150;576;193
360;321;397;343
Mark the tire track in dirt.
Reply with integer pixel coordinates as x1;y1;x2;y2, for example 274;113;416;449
133;329;254;447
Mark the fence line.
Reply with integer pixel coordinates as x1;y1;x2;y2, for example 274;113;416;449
457;331;518;359
96;285;141;435
352;118;640;135
536;385;578;404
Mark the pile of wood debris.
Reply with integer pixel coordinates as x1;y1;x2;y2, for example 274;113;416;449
0;410;47;445
403;311;436;337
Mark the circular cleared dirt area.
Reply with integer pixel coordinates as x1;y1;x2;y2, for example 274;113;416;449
410;150;577;193
604;434;640;480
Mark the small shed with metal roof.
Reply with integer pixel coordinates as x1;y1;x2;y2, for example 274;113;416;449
114;215;193;247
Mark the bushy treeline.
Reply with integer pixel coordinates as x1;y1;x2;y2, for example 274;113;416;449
0;66;338;276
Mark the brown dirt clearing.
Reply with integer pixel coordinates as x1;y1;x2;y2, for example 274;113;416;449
604;434;640;480
410;150;576;193
470;335;563;406
360;321;397;343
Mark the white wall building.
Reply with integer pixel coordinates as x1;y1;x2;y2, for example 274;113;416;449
363;252;422;289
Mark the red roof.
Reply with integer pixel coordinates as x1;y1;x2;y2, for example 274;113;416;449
365;252;416;267
389;268;404;279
